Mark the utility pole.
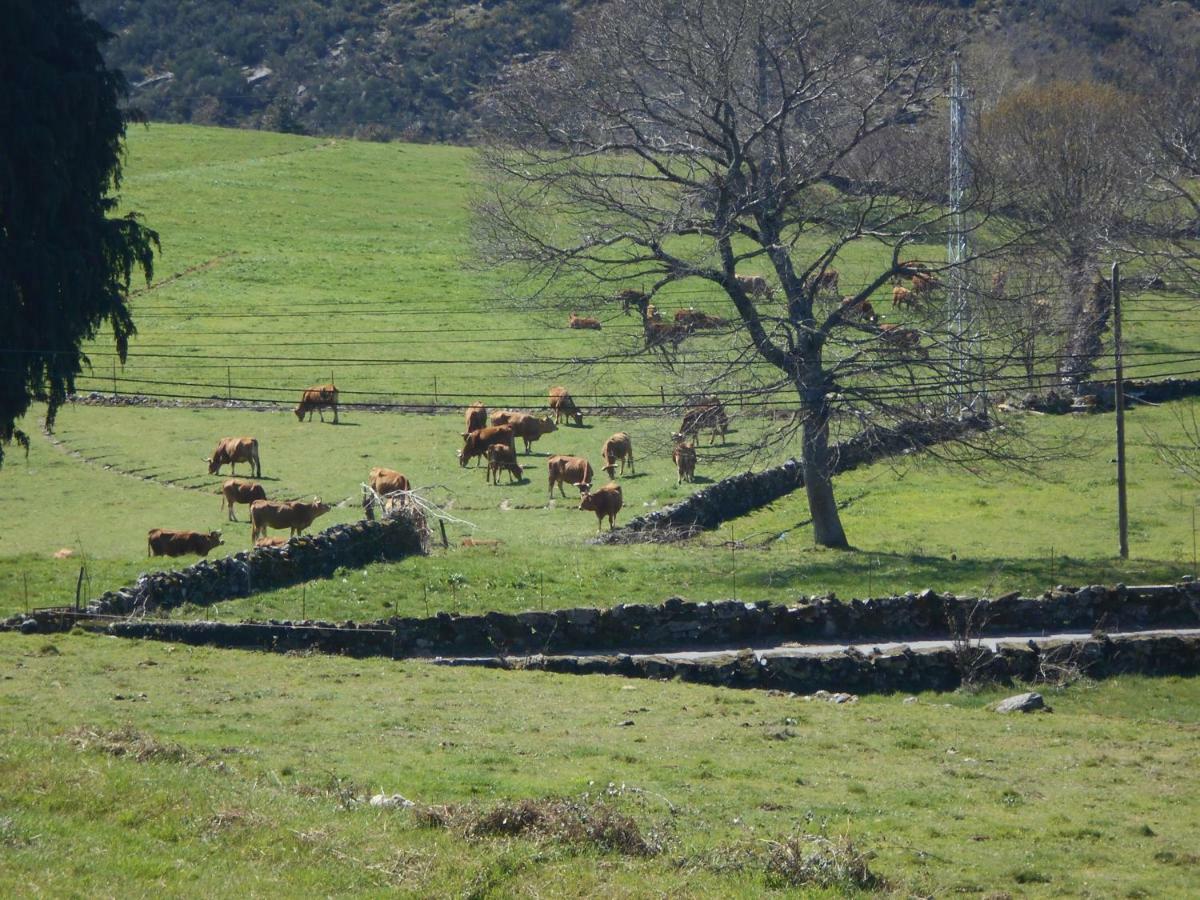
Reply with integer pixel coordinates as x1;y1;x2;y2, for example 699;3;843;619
1113;261;1128;559
947;54;978;417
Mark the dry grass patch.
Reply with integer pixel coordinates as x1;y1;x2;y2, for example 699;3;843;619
63;725;205;766
413;796;664;857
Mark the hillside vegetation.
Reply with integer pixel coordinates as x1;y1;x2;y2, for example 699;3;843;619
79;0;1198;141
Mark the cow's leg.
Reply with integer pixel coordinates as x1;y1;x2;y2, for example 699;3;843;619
332;405;338;424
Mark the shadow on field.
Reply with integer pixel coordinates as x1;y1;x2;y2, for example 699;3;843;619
328;421;361;427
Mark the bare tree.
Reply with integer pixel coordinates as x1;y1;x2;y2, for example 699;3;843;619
975;80;1147;390
474;0;1043;549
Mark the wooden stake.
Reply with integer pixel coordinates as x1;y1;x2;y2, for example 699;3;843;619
1113;262;1129;559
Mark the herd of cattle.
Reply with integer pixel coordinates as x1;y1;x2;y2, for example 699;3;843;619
145;383;730;558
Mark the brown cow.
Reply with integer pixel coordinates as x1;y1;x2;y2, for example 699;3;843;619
489;411;557;453
547;455;594;498
600;432;634;478
254;536;289;549
891;286;916;309
548;387;584;426
207;437;261;478
465;401;488;434
568;313;602;330
219;478;267;522
911;272;939;294
672;440;697;485
839;296;878;324
808;268;840;295
877;323;924;355
459;425;515;468
486;443;524;485
363;467;411;521
678;400;728;445
735;273;774;298
673;308;726;330
148;529;224;558
578;482;623;531
294;384;338;423
250;498;331;541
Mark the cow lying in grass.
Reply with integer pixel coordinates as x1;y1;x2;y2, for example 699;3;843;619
148;529;223;557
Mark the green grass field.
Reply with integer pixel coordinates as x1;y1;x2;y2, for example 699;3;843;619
1;633;1198;896
3;124;1200;895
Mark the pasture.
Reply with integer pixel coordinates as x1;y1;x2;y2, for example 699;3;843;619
2;124;1200;895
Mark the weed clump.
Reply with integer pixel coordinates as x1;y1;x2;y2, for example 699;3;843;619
63;725;201;765
411;796;662;857
761;833;882;891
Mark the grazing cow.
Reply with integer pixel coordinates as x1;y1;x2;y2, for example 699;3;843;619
508;412;558;453
911;272;939;294
600;432;635;477
568;313;602;330
148;528;224;558
678;399;728;445
219;478;267;522
674;308;726;329
735;273;774;298
294;384;338;423
672;440;697;484
250;498;331;541
206;436;261;478
465;401;488;434
877;323;924;355
578;482;623;531
839;296;878;324
486;443;524;485
255;536;289;549
363;467;411;520
808;268;840;295
891;286;916;310
546;455;594;498
459;425;515;468
644;319;690;353
548;387;584;426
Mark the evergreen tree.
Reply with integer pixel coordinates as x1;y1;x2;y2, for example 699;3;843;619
0;0;158;465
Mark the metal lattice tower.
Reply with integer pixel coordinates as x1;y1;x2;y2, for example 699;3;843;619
947;54;978;415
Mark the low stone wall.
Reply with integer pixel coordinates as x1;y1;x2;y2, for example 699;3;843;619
1007;377;1200;414
89;582;1200;658
3;513;428;626
593;415;990;542
515;633;1200;695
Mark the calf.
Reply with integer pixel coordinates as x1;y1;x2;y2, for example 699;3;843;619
546;454;594;499
548;387;584;426
219;478;267;522
364;467;410;521
148;529;224;558
568;313;602;330
892;286;916;309
578;482;623;531
673;308;725;330
808;268;840;295
490;411;558;453
464;402;488;434
600;432;634;478
877;323;925;356
672;440;697;484
250;498;331;541
486;443;524;484
839;296;878;324
206;436;261;478
254;536;289;549
911;272;939;294
294;384;338;423
735;273;774;298
459;425;515;468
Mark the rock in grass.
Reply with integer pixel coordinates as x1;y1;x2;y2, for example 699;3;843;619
994;692;1048;714
369;793;414;809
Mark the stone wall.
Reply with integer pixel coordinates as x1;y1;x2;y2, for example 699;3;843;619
1007;377;1200;414
46;513;425;621
594;415;990;542
88;582;1200;658
515;633;1200;695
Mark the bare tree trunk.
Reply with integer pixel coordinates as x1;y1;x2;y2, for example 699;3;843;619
801;407;849;549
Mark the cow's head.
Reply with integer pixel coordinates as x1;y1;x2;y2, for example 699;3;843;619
293;405;306;421
457;448;469;467
311;497;331;515
209;531;224;547
573;480;592;497
206;457;220;475
602;462;617;478
538;417;558;434
570;410;584;426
